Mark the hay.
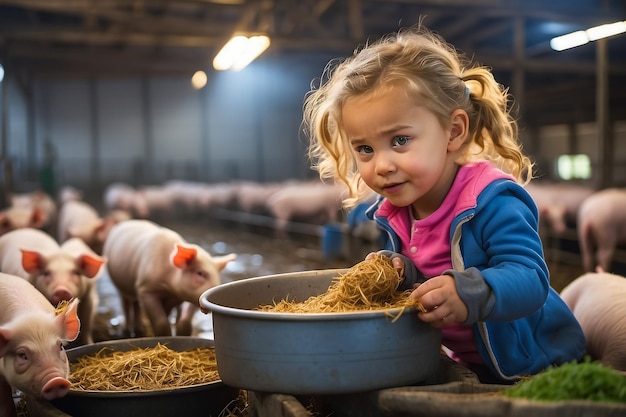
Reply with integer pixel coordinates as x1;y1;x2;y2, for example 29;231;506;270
69;343;220;391
54;299;70;315
258;254;426;316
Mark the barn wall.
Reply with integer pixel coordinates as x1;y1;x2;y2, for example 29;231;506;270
2;54;625;197
2;79;29;183
24;56;321;194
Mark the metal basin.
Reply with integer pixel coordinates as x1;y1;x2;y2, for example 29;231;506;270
50;337;240;417
199;269;442;395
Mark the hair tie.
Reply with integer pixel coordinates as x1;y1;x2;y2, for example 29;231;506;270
460;77;471;96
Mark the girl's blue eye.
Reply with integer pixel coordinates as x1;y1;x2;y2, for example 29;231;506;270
356;145;373;154
392;136;409;146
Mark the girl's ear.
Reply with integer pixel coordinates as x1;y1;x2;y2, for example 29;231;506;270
447;109;469;152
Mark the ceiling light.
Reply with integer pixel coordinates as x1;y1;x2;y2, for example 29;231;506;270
550;20;626;51
191;70;208;89
213;35;270;71
550;30;589;51
0;64;4;83
586;21;626;41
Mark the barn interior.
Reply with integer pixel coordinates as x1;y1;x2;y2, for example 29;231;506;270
1;0;626;325
1;1;625;181
1;1;626;415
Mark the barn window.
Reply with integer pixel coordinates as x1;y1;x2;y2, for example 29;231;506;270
556;154;591;180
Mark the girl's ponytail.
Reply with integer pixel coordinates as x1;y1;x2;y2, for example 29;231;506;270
461;68;533;184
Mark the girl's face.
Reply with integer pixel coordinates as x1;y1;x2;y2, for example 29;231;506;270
342;85;467;219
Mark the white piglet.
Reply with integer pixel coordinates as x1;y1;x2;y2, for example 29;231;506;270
57;199;118;254
103;220;235;337
0;228;106;346
0;206;47;237
560;271;626;371
525;182;594;235
0;273;80;417
266;181;347;233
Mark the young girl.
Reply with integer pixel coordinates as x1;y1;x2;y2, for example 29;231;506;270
303;25;585;383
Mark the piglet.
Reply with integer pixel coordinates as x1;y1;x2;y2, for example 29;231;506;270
0;228;105;346
57;199;119;254
0;206;47;237
266;181;347;234
103;219;235;337
560;271;626;371
0;272;80;417
10;190;58;232
525;182;594;235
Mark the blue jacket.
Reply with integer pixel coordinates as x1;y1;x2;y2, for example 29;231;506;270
366;170;585;381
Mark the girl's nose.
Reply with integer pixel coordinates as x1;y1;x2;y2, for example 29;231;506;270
375;154;396;175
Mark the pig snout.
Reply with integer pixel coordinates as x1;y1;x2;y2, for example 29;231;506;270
51;288;73;304
41;376;71;400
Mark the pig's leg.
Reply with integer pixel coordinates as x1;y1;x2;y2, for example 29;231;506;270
326;206;338;224
270;202;291;238
273;217;289;239
128;299;148;337
581;243;595;273
578;218;596;272
0;377;17;417
139;293;173;336
175;302;197;336
596;235;617;273
119;294;145;337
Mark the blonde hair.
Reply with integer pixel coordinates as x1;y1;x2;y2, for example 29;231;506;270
303;25;533;208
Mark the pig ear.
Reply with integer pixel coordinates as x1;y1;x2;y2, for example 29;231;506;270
213;253;236;271
21;249;46;274
56;298;81;342
95;217;116;242
30;207;47;228
0;327;14;357
78;254;106;278
171;245;197;269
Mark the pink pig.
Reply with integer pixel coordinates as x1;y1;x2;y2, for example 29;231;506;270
577;188;626;272
57;200;119;254
0;206;47;237
560;271;626;371
0;228;106;346
266;182;348;233
103;220;235;337
10;190;58;231
0;272;80;417
525;182;594;235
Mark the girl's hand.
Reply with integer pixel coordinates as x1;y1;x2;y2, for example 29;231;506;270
365;251;426;290
411;274;469;328
365;250;406;276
